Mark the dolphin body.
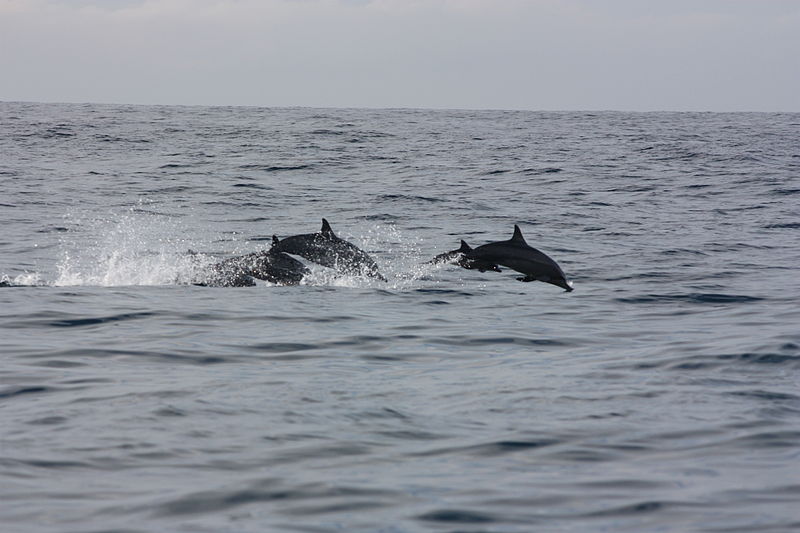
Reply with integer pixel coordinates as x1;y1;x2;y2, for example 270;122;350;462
198;248;310;287
429;246;502;273
458;226;573;291
271;219;387;281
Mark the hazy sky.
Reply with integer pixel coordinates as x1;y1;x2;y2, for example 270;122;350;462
1;0;798;111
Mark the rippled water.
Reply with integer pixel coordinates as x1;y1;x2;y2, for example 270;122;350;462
1;102;799;532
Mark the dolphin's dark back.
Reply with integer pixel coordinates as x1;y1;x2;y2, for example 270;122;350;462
200;249;309;286
271;219;386;281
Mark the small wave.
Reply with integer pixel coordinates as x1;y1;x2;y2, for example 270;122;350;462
153;481;394;517
36;226;69;233
417;509;497;524
309;129;345;135
728;431;800;449
659;248;708;256
231;183;272;189
726;390;800;401
616;293;764;305
519;167;563;175
0;386;53;400
771;188;800;196
429;336;568;347
42;128;76;138
238;164;311;172
716;352;800;365
413;288;475;296
411;438;561;459
38;311;156;329
581;500;670;517
765;222;800;229
625;350;800;372
378;194;445;203
30;348;234;366
607;185;657;193
93;134;151;144
363;213;399;221
0;458;91;470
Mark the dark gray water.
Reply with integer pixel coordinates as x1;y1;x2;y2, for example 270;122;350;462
1;102;799;532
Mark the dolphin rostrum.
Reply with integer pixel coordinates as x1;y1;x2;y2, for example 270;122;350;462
198;248;310;287
270;218;387;281
459;226;573;291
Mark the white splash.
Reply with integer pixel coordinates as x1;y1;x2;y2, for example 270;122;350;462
21;208;451;289
334;222;445;290
53;207;212;287
1;272;45;287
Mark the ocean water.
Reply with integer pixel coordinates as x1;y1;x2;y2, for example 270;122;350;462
1;102;799;533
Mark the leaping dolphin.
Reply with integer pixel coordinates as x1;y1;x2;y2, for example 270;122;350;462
430;242;502;273
448;226;573;291
270;219;387;281
197;248;310;287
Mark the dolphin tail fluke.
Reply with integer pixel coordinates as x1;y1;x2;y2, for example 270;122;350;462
459;240;472;253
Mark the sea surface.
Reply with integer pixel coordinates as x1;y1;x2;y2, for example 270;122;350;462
1;102;799;533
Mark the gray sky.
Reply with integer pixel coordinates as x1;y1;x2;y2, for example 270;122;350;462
1;0;798;111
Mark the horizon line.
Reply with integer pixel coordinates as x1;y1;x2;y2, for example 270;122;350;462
2;98;797;114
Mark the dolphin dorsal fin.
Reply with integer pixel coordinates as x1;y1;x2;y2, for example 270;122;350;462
272;235;280;245
459;240;472;253
320;218;335;237
511;225;526;243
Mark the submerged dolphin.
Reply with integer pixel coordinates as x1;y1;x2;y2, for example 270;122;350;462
198;248;309;287
458;226;573;291
271;218;387;281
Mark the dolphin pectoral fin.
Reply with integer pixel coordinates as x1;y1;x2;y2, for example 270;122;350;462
516;275;536;282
